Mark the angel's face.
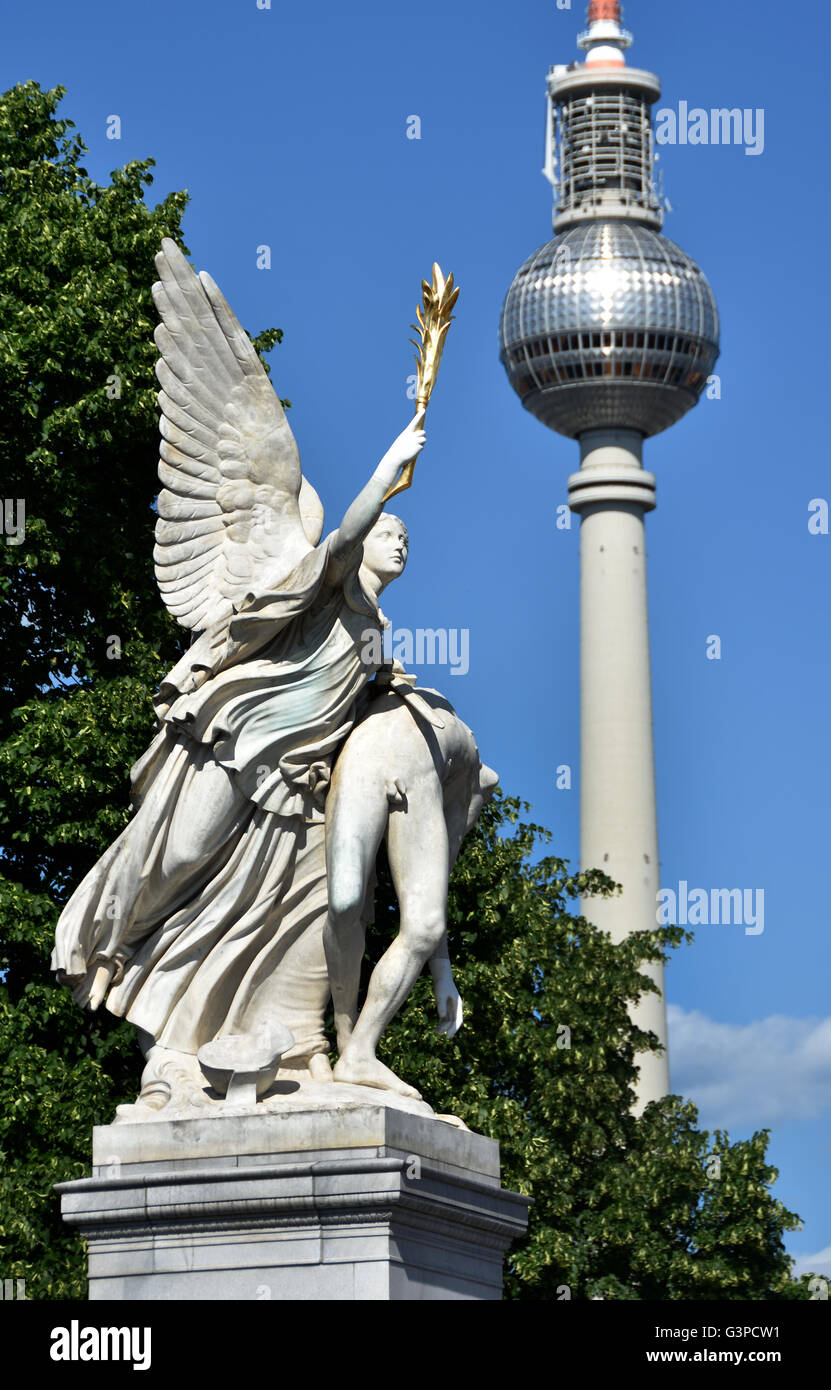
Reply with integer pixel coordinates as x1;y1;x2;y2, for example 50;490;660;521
362;515;409;588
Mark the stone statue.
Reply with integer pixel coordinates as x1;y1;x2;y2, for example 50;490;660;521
51;240;491;1114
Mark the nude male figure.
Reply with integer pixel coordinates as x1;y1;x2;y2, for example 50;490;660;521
323;686;498;1099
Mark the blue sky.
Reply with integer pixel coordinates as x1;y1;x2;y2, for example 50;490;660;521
3;0;830;1276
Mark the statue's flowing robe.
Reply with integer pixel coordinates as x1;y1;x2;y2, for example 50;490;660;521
51;537;383;1061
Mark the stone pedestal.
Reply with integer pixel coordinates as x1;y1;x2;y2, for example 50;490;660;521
57;1093;530;1301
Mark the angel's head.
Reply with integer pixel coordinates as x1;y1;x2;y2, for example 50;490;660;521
361;513;409;591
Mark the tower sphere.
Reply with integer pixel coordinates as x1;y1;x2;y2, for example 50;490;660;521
499;220;720;439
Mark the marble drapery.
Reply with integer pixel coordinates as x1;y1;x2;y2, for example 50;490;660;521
51;536;384;1061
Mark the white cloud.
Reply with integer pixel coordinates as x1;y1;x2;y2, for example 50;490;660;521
667;1005;831;1129
791;1247;831;1279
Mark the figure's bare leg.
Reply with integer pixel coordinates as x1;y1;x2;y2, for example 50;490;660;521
335;789;449;1099
324;785;387;1053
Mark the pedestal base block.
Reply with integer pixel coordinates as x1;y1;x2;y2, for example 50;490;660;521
57;1099;530;1301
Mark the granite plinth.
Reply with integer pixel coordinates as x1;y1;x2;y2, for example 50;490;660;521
58;1096;530;1301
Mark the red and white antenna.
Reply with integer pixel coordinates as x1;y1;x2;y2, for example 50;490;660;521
578;0;633;69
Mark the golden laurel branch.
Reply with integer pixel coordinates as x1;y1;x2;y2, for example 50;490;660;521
382;263;459;502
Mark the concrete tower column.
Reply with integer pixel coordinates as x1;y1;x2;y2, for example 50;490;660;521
501;3;720;1113
568;428;669;1108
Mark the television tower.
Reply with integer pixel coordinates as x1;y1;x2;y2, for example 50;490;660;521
499;1;719;1107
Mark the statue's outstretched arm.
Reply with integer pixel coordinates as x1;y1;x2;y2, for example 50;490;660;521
330;410;425;566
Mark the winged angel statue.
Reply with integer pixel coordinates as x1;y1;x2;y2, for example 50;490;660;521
52;241;492;1110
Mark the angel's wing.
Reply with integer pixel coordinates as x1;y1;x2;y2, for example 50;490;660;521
152;238;324;631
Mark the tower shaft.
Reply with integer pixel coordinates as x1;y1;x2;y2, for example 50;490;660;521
569;429;669;1107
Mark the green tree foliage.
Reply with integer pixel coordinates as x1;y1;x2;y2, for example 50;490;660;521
0;83;815;1301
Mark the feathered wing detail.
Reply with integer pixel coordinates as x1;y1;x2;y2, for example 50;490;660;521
152;238;324;631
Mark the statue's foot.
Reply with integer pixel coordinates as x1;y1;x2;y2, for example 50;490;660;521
139;1045;203;1111
307;1052;334;1083
137;1079;173;1111
333;1051;421;1100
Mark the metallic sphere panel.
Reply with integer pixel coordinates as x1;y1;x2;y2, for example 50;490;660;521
499;221;720;438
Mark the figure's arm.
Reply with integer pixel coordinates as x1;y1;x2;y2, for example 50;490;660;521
429;934;464;1037
329;411;425;571
429;932;451;973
